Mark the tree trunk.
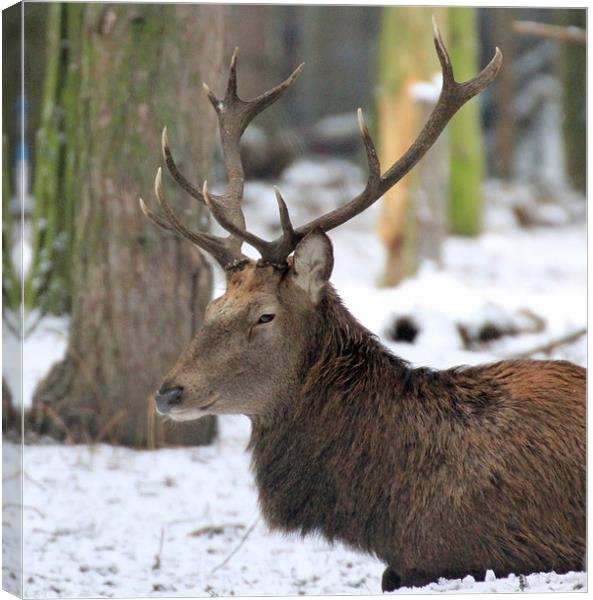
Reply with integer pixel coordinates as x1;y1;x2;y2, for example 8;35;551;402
410;94;449;271
448;7;484;236
31;4;228;447
558;9;585;193
492;8;517;180
377;7;445;286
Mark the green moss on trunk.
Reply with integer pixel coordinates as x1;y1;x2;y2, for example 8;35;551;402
27;3;74;313
448;7;484;236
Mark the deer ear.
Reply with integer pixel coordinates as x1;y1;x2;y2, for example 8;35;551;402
291;230;334;303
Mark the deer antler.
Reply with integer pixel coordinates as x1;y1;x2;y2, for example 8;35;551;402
143;22;502;271
203;182;298;268
140;47;304;270
206;20;501;267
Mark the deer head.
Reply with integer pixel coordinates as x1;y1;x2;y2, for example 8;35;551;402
140;21;502;422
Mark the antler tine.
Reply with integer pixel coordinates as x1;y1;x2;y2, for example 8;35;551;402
142;168;243;268
204;181;297;267
432;16;455;91
202;181;270;256
274;187;295;241
226;46;239;99
357;108;381;189
291;20;502;242
139;197;177;234
237;62;305;134
161;126;205;205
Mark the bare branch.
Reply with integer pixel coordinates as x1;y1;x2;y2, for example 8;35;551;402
509;328;586;359
211;517;259;573
152;527;165;570
513;20;586;46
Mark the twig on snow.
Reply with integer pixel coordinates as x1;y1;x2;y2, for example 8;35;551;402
40;404;75;444
188;523;246;537
211;517;260;573
94;409;127;443
152;527;165;570
24;471;47;489
5;470;48;490
3;503;46;519
509;327;586;359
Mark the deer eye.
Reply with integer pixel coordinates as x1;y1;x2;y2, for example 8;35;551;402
257;314;275;324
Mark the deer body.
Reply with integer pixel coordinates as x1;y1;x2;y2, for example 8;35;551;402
141;25;585;590
249;282;585;588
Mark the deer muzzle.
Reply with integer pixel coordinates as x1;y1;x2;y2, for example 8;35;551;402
155;386;184;414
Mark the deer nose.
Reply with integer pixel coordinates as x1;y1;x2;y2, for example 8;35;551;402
155;386;184;414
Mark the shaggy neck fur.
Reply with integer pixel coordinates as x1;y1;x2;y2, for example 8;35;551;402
249;286;415;557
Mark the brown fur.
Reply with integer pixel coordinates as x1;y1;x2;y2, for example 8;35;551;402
248;285;585;588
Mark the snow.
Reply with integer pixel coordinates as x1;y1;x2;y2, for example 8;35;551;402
3;312;69;410
3;160;586;597
409;74;442;105
13;422;587;597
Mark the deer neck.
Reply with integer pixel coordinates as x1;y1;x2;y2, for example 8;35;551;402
248;285;409;551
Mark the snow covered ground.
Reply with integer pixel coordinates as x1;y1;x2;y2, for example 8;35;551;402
3;160;587;597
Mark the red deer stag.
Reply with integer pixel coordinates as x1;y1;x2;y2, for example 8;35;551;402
140;22;585;592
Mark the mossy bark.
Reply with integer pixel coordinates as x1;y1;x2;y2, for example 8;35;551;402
31;4;228;447
2;2;27;314
447;7;484;236
26;3;73;313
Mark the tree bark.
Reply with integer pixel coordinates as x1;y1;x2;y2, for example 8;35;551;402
558;9;585;193
492;8;517;180
448;7;484;236
377;7;445;286
31;4;228;447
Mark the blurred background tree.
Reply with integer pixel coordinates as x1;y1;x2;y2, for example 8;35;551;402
448;7;484;237
28;3;227;447
376;6;444;287
376;7;489;286
558;9;585;193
